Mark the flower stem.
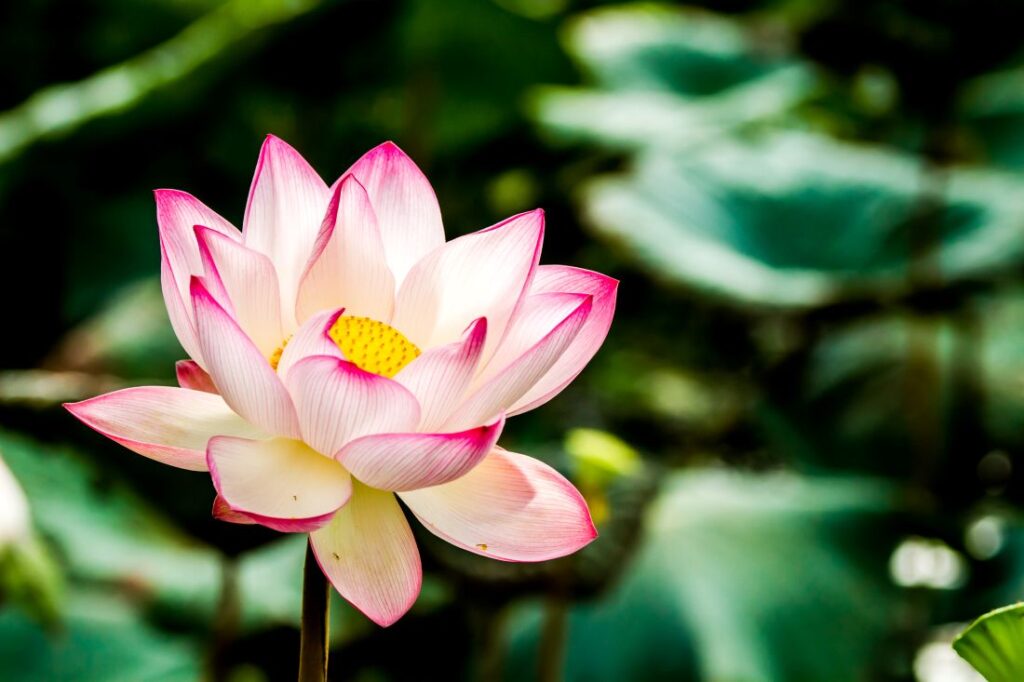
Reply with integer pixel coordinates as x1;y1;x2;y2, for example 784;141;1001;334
298;538;330;682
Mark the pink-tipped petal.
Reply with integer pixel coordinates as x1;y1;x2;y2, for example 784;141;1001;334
191;278;300;438
394;317;487;432
156;189;240;290
161;243;203;365
508;266;618;414
156;190;240;363
472;292;592;389
212;495;256;525
285;356;420;457
336;415;505;492
445;296;591;431
196;226;284;357
343;141;445;285
391;210;544;355
176;360;217;393
400;448;597;562
274;308;345;381
242;135;330;327
296;175;395;323
311;482;421;627
208;436;351;533
65;387;262;471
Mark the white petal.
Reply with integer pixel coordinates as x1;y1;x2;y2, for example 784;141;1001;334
311;482;421;627
400;448;596;562
391;210;543;356
445;295;591;431
336;415;504;492
296;175;395;323
196;226;284;356
343;142;445;286
275;308;345;382
285;355;420;456
243;135;330;328
192;278;300;438
509;266;618;414
394;317;487;432
208;436;351;533
66;387;262;471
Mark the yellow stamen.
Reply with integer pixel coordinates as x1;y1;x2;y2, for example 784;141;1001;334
327;316;421;378
269;336;290;370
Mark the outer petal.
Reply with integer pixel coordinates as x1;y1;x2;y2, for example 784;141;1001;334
242;135;330;328
212;495;256;525
311;482;421;627
471;292;591;389
156;190;239;363
400;448;596;562
336;415;505;492
394;317;486;432
343;141;445;285
175;360;217;393
508;266;618;414
285;356;420;457
192;278;301;438
208;436;351;533
296;175;395;323
161;242;203;365
65;387;262;471
391;210;543;356
275;308;345;381
196;226;284;357
445;296;592;431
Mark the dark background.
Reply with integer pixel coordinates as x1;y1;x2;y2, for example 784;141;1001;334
3;0;1024;679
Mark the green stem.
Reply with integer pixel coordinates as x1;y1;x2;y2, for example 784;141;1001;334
298;539;330;682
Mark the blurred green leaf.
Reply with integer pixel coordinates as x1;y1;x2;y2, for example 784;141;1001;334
0;427;226;626
532;4;817;149
504;470;900;681
774;312;959;473
0;591;201;682
953;603;1024;682
580;132;1024;307
0;533;65;627
0;427;403;642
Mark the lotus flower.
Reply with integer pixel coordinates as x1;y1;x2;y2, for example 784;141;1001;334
66;137;617;626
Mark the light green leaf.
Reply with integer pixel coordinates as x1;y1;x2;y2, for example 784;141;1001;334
954;603;1024;682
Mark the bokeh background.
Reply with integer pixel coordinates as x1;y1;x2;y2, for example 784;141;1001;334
2;0;1024;680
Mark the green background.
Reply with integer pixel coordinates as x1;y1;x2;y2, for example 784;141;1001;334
2;0;1024;680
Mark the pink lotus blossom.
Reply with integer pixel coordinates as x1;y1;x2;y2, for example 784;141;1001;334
66;137;617;626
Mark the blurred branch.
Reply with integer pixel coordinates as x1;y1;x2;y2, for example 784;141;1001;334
0;0;326;165
0;370;129;407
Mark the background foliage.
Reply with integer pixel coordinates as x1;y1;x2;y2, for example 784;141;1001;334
2;0;1024;680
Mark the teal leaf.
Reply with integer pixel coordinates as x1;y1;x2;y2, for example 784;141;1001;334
580;132;1024;307
504;470;901;681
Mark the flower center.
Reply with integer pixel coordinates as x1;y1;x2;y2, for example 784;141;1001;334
328;316;421;378
269;316;421;378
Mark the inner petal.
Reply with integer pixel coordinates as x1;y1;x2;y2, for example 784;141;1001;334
328;316;421;378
